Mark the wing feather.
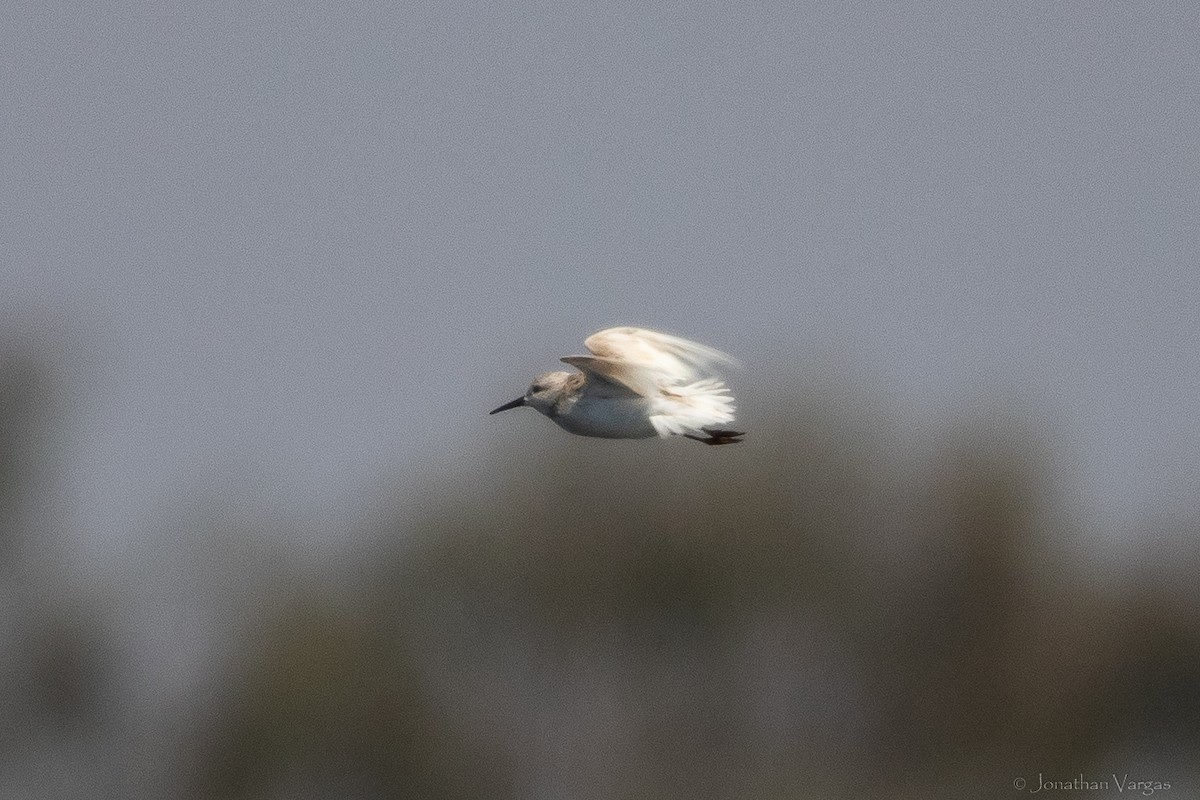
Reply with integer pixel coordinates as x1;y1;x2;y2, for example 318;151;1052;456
584;327;737;372
558;356;642;397
574;327;736;394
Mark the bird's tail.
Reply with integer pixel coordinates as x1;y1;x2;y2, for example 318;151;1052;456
648;379;737;438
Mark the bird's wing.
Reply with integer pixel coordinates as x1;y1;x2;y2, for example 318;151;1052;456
562;327;737;397
558;356;645;397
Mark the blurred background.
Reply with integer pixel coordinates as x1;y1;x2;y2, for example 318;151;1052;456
3;2;1198;798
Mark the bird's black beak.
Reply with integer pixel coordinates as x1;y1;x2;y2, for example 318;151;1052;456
489;397;526;415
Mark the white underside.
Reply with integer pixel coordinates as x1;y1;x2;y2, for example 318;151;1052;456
552;394;658;439
552;379;735;440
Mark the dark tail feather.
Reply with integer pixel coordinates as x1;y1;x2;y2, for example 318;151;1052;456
683;428;746;446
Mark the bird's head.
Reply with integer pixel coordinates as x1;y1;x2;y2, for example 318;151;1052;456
489;371;574;417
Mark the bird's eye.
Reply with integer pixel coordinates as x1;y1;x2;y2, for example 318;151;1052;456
531;383;545;393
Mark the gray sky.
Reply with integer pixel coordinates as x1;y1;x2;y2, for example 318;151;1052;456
4;2;1199;560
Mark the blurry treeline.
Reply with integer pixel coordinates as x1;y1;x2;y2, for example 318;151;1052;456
2;348;1199;799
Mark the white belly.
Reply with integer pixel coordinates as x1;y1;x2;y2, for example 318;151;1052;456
552;395;657;439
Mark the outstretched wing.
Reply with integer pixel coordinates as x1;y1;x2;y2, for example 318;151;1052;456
561;326;737;397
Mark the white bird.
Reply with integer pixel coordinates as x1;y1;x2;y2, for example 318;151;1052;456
490;326;744;445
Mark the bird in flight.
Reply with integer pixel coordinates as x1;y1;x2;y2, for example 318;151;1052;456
490;327;744;445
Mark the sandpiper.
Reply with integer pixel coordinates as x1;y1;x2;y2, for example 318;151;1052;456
490;327;744;445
